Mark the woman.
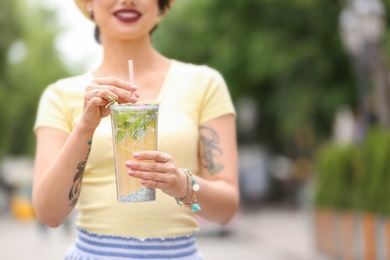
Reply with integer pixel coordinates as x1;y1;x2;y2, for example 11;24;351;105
33;0;239;259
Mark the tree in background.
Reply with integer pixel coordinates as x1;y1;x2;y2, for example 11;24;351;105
0;0;23;157
0;0;69;157
154;0;359;159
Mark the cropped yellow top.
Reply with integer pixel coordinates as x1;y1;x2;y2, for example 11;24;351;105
34;60;235;238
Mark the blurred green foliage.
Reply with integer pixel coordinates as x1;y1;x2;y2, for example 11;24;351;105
314;143;359;211
314;127;390;216
2;0;390;163
154;0;358;155
358;127;390;215
0;0;69;157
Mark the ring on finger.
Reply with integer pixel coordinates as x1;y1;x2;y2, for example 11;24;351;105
92;89;99;97
162;153;168;163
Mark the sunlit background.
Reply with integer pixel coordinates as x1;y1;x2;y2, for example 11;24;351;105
2;0;390;259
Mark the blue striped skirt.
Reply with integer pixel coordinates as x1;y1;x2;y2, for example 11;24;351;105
65;228;203;260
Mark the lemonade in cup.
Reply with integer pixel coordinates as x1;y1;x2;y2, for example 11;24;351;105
110;102;159;202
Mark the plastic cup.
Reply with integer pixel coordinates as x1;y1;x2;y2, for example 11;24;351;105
110;103;159;202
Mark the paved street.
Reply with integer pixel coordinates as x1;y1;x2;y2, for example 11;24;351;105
0;207;329;260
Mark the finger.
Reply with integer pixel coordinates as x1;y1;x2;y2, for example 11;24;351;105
161;153;168;163
127;160;162;173
93;77;137;92
129;169;171;184
140;179;172;189
85;96;107;118
132;90;140;98
89;88;119;101
117;89;139;103
92;84;137;104
86;84;115;99
129;93;139;103
87;84;125;105
132;151;170;163
86;93;107;107
92;89;99;98
140;179;156;188
130;83;139;92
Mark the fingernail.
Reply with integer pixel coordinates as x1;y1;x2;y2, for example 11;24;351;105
128;170;135;175
141;180;147;185
125;161;132;167
130;96;138;102
132;153;140;159
130;84;138;90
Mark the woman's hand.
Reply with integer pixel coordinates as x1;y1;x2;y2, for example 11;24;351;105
125;151;188;199
81;77;139;130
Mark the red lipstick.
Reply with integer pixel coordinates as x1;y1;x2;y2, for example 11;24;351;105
113;9;141;23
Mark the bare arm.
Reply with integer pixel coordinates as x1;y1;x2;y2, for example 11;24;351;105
33;77;138;227
194;114;239;224
33;125;94;227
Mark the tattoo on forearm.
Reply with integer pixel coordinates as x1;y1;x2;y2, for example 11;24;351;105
200;126;224;175
68;140;92;206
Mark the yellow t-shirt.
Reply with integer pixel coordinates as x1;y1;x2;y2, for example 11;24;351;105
34;60;236;238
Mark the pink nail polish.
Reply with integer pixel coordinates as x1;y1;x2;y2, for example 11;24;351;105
125;161;132;167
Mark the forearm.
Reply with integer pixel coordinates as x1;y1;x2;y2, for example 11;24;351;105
190;177;239;225
33;124;94;227
193;117;239;224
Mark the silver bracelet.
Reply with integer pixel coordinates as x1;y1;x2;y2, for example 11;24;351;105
175;168;191;203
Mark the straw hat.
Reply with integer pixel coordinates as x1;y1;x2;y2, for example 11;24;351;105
74;0;90;19
74;0;173;20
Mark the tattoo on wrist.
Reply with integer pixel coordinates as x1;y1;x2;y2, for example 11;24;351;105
200;126;224;175
68;140;92;206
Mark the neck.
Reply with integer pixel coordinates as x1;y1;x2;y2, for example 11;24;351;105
94;35;167;80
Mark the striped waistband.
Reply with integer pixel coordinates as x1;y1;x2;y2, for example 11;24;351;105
65;227;202;260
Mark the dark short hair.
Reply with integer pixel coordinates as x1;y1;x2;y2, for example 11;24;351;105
94;0;171;44
157;0;171;13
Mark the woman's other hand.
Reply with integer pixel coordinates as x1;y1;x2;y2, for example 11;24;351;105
125;152;188;199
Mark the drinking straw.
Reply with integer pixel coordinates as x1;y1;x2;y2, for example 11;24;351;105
128;60;134;85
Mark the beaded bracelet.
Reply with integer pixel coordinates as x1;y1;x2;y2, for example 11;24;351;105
175;168;201;212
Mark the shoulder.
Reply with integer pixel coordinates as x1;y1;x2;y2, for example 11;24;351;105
171;60;224;82
49;73;93;93
38;73;93;106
